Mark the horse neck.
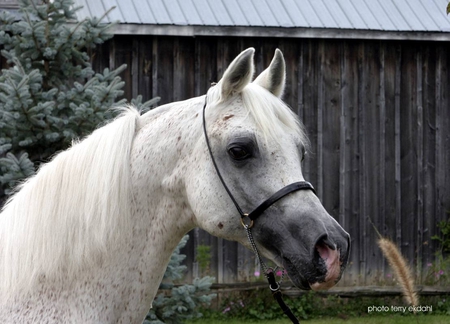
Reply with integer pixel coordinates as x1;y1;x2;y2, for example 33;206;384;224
114;98;204;315
0;101;203;322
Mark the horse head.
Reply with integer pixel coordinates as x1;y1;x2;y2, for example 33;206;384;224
186;48;350;290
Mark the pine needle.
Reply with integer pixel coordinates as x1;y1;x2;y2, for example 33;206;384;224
378;237;419;307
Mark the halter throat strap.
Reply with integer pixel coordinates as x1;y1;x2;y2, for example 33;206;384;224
202;94;316;228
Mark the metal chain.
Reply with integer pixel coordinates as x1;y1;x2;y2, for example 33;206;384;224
245;225;268;274
244;225;286;284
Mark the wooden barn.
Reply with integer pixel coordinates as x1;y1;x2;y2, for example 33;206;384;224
2;0;450;287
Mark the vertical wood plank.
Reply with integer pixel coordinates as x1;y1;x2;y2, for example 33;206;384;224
280;39;299;112
421;45;437;271
297;40;304;120
152;37;159;100
317;41;324;200
114;35;132;102
400;44;418;265
394;45;402;248
321;40;341;218
382;41;398;281
109;39;116;70
194;39;202;97
416;49;424;276
137;36;153;102
173;37;195;102
379;43;386;249
131;37;139;99
435;44;450;227
339;41;359;285
91;38;109;73
357;42;367;285
300;40;319;187
155;37;174;105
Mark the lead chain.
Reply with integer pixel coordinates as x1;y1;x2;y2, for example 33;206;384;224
245;225;268;274
244;225;286;284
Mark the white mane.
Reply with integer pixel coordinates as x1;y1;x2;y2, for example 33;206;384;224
209;82;309;148
0;107;139;299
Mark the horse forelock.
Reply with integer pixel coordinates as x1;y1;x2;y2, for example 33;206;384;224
207;82;309;149
0;107;139;300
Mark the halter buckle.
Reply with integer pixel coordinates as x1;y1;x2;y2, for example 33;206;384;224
240;213;254;229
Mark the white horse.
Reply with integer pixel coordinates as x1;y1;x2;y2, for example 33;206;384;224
0;48;350;323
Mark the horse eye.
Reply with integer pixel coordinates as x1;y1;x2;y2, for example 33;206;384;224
228;146;250;160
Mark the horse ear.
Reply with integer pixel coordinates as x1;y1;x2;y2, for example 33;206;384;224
253;49;286;98
218;48;255;101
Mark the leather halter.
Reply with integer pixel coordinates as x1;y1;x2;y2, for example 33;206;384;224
202;91;316;324
202;93;316;229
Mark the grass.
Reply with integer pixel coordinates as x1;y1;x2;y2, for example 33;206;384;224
189;315;450;324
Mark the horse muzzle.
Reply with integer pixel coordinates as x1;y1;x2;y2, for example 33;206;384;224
281;231;351;290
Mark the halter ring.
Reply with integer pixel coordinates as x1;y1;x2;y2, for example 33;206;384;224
240;213;254;229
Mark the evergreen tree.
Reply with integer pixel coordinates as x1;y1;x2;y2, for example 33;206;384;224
144;235;216;324
0;2;215;323
0;0;158;198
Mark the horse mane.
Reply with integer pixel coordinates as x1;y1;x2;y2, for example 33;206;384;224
0;107;139;299
208;82;309;149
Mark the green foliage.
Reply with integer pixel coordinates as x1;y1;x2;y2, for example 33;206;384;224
195;290;450;322
423;213;450;285
431;216;450;254
422;255;450;286
196;244;211;275
144;236;216;324
199;289;318;321
0;0;158;196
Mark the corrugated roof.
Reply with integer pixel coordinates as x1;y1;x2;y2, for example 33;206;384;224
73;0;450;32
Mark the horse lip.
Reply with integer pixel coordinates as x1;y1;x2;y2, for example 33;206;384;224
280;243;345;291
280;256;312;290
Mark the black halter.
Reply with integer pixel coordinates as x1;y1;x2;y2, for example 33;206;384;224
202;93;316;229
202;92;316;324
202;91;317;324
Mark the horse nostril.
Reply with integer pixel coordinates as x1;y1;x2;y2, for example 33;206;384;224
322;236;336;250
312;235;337;268
315;234;336;252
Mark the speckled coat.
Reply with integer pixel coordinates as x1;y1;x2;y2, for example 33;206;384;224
0;48;350;323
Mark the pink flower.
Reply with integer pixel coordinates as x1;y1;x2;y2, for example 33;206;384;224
276;270;283;277
222;307;231;314
427;263;433;267
254;271;260;277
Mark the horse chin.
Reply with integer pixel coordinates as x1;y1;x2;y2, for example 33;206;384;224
279;257;312;290
280;244;343;291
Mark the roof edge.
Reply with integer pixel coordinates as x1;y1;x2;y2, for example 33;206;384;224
111;24;450;41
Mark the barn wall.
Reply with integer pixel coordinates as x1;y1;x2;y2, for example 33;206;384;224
3;34;447;286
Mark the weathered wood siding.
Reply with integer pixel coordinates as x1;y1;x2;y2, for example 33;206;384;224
99;36;450;285
4;35;448;285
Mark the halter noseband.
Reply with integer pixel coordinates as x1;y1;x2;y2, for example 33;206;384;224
202;92;316;229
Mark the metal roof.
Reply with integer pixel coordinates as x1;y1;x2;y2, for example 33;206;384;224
73;0;450;32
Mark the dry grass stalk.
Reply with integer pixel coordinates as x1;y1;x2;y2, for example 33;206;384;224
378;237;419;307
